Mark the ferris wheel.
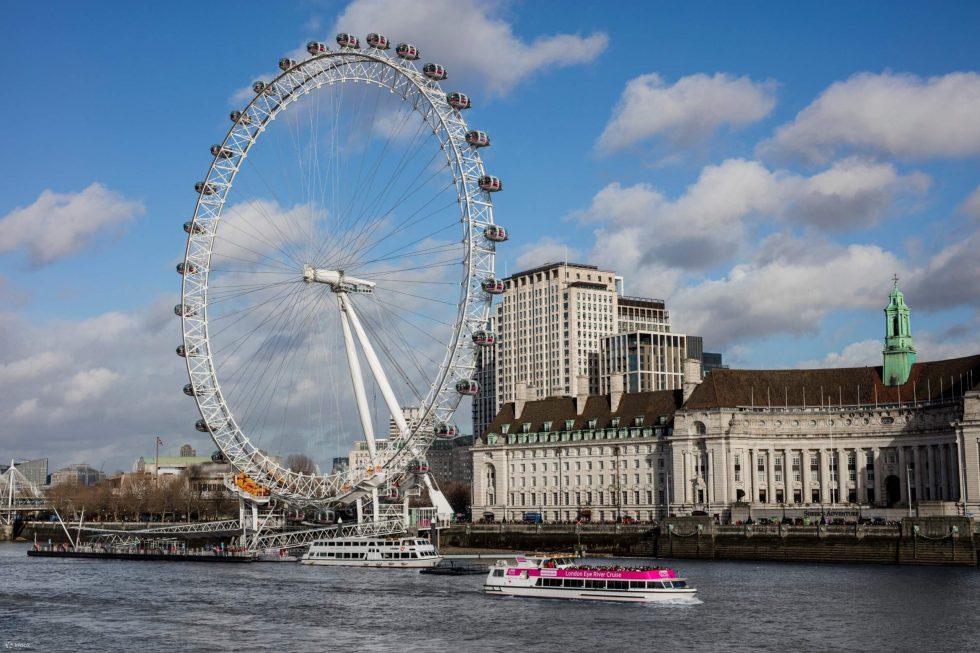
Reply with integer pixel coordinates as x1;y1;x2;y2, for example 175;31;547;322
176;33;507;508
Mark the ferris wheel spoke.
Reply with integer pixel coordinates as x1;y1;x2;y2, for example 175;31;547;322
208;282;307;345
352;222;459;268
338;180;456;270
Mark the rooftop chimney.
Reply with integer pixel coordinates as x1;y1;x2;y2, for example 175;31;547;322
515;381;528;420
576;374;590;415
683;358;702;403
610;374;625;413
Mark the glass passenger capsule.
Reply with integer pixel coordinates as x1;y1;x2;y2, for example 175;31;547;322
195;181;216;195
210;144;233;159
174;304;195;317
367;33;390;49
423;63;447;81
306;41;328;55
446;92;471;110
471;329;496;346
336;33;360;48
481;277;505;294
195;418;223;433
278;58;298;71
252;81;267;93
211;450;228;464
183;383;196;396
478;175;503;192
435;422;459;438
396;43;420;60
230;111;252;125
483;224;508;242
465;130;490;147
455;379;480;395
176;262;198;275
176;344;199;358
183;221;203;235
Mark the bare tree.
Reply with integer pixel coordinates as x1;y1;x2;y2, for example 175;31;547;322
286;453;317;474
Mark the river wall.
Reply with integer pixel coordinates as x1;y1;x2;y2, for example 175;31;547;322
442;517;978;567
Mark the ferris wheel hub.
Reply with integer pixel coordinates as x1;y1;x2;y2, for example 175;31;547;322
302;265;376;293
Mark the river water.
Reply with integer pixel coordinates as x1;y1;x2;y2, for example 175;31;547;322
1;542;978;652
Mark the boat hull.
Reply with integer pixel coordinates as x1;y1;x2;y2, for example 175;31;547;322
301;556;442;569
483;584;697;602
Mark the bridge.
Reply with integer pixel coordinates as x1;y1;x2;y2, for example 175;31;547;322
1;464;49;525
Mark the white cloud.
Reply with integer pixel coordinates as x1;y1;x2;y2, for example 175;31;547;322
12;398;38;420
797;339;881;369
64;367;120;405
0;183;144;266
597;73;776;155
959;186;980;220
332;0;608;96
670;235;901;347
570;156;925;277
762;71;980;161
0;351;69;385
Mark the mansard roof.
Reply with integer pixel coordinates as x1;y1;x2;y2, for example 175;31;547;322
684;354;980;410
482;389;683;441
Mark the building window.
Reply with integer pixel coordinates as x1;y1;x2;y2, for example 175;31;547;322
757;456;765;473
734;454;741;482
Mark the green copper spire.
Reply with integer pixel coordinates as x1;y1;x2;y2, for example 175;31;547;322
882;274;916;386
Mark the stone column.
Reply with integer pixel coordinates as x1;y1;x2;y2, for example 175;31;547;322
896;445;907;506
747;447;755;504
682;449;690;505
873;447;883;505
913;445;924;503
856;448;866;502
820;448;831;505
802;448;811;504
926;444;936;501
767;448;776;504
707;448;716;505
938;444;949;501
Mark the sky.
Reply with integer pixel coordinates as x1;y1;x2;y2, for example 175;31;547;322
1;0;979;474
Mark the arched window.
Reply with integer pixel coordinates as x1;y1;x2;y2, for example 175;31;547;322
692;421;707;435
484;463;496;505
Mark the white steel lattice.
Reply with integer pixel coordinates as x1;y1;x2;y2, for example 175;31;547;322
179;44;499;507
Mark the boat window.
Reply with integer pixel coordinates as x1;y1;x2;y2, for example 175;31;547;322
562;579;583;588
584;580;605;589
493;569;504;577
672;580;687;588
607;581;628;590
630;581;645;589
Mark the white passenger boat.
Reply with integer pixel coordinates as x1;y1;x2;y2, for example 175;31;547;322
300;536;442;568
484;555;697;603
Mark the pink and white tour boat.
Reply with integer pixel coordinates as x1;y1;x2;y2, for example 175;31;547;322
484;555;697;603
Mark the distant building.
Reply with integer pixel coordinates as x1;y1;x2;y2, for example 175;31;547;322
50;463;104;487
331;457;349;473
135;455;212;479
427;435;475;487
702;352;727;375
11;458;49;488
180;444;197;457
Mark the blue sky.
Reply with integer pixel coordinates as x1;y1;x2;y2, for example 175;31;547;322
1;1;979;472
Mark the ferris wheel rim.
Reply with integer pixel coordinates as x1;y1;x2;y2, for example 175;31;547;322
178;44;498;507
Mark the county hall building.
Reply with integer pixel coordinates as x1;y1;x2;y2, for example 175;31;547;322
471;281;980;523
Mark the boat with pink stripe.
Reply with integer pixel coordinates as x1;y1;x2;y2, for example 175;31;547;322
484;555;697;603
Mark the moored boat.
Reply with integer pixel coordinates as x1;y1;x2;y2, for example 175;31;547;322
483;555;696;602
300;536;442;568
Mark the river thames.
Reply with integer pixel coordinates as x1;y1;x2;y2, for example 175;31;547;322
1;543;978;652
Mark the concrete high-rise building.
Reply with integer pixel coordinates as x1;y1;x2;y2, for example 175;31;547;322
490;262;620;421
600;331;687;393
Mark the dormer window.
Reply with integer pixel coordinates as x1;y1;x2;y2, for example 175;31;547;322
633;416;644;427
543;421;553;432
564;419;574;431
587;418;598;429
610;417;621;428
521;423;531;433
500;424;510;434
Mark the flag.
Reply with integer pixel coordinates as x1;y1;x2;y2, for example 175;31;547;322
156;437;163;446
